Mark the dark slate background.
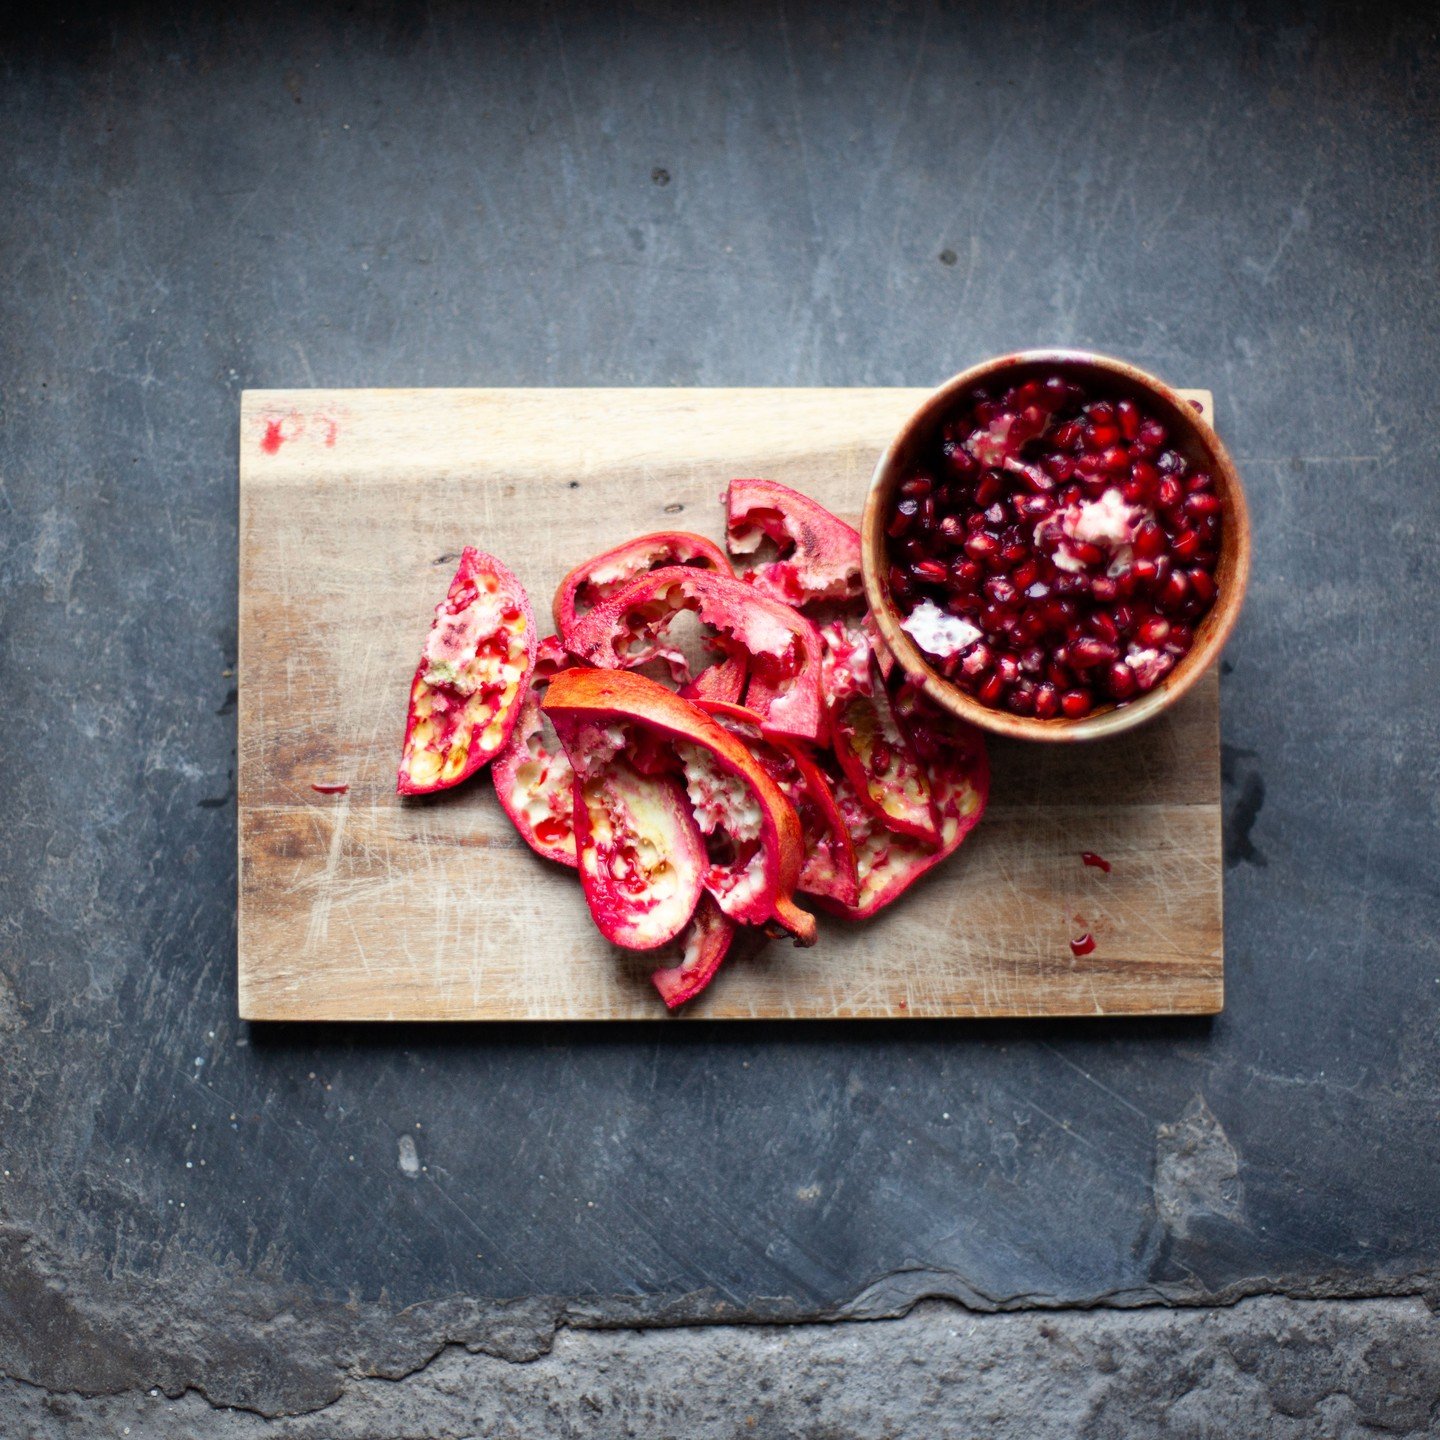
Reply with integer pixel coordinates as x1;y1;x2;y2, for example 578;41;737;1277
1;0;1437;1415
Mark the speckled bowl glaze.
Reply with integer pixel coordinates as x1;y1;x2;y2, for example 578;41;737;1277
861;350;1251;742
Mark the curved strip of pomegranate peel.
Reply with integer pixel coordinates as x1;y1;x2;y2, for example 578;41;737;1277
725;478;863;606
648;894;737;1009
829;657;939;846
492;637;578;866
543;669;816;946
570;756;707;951
814;685;989;920
397;548;537;795
553;531;731;637
564;566;827;745
696;700;859;909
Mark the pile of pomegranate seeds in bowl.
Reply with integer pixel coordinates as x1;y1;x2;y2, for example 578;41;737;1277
884;374;1223;721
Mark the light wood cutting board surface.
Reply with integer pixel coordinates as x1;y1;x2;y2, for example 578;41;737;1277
238;388;1222;1021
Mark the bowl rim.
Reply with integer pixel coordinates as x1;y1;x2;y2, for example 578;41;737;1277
861;348;1252;743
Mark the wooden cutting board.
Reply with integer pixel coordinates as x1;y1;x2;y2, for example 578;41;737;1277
238;388;1223;1021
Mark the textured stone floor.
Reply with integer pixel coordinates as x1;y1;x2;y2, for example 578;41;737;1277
7;1298;1440;1439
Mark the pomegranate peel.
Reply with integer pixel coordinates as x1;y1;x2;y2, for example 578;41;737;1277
726;478;862;606
397;548;537;795
553;530;730;636
648;894;738;1009
544;669;817;945
570;753;708;950
697;700;860;909
565;566;827;745
492;636;579;866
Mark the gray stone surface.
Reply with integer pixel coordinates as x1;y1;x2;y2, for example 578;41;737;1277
1;0;1438;1427
5;1298;1440;1438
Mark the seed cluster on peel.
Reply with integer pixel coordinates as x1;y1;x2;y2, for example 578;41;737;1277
397;484;990;1009
885;375;1223;720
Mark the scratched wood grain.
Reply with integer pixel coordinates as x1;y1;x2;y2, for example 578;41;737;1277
238;388;1223;1021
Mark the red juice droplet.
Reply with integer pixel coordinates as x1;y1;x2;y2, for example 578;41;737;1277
1081;851;1111;873
1070;932;1096;957
260;419;285;454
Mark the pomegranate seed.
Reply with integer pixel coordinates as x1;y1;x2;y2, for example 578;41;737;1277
975;472;1005;507
1053;420;1082;448
1112;604;1135;634
912;559;949;585
1070;932;1096;956
887;499;917;538
1020;645;1046;675
889;566;913;599
1188;568;1216;605
1044;453;1076;482
1084;422;1121;450
1171;528;1201;560
951;558;983;589
996;653;1021;685
1012;559;1040;590
1101;445;1131;474
1167;622;1194;651
1047;659;1074;689
1184;490;1222;518
1033;683;1059;719
1137;616;1171;647
1090;576;1118;604
1138;418;1166;448
984;502;1007;526
869;739;893;777
1186;470;1214;493
938;514;966;545
900;475;933;498
1069;541;1104;568
1060;689;1094;718
916;496;936;530
1069;636;1119;668
1015;492;1055;520
1156;477;1183;511
1008;682;1036;715
1132;521;1165;559
1158;570;1190;613
964;532;998;561
978;673;1006;705
1116;399;1140;440
1089;611;1119;644
1105;662;1137;700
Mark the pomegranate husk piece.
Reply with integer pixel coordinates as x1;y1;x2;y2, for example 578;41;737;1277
492;636;579;866
553;531;730;636
544;669;817;945
815;682;989;920
697;701;860;909
571;753;708;951
648;894;738;1009
564;566;827;745
830;661;940;845
397;548;537;795
678;653;749;706
725;478;863;606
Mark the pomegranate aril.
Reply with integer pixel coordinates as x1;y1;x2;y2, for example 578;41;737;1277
1015;493;1055;520
1137;616;1171;647
1020;645;1046;675
1101;445;1131;474
1044;453;1076;483
994;653;1020;685
1060;689;1094;718
961;642;992;676
1012;559;1040;590
1184;490;1222;518
1188;568;1217;605
1171;528;1201;560
965;532;998;561
1047;659;1074;689
1106;662;1137;700
1116;399;1140;440
1158;571;1190;613
978;673;1006;706
1089;611;1119;644
1084;422;1121;451
1053;420;1082;449
1138;418;1166;449
1069;636;1119;668
938;514;967;545
951;558;983;589
1033;683;1059;720
889;566;914;599
975;472;1005;507
1090;576;1118;604
912;559;949;585
1000;540;1029;564
1156;477;1183;511
869;739;893;777
1069;541;1104;567
1007;682;1036;716
900;475;933;498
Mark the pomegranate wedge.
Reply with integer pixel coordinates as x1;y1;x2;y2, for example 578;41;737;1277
698;701;859;909
553;530;730;635
829;658;939;845
492;637;578;866
817;684;989;920
726;478;863;606
397;549;536;795
573;753;707;950
648;894;738;1009
565;567;827;744
544;669;816;944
